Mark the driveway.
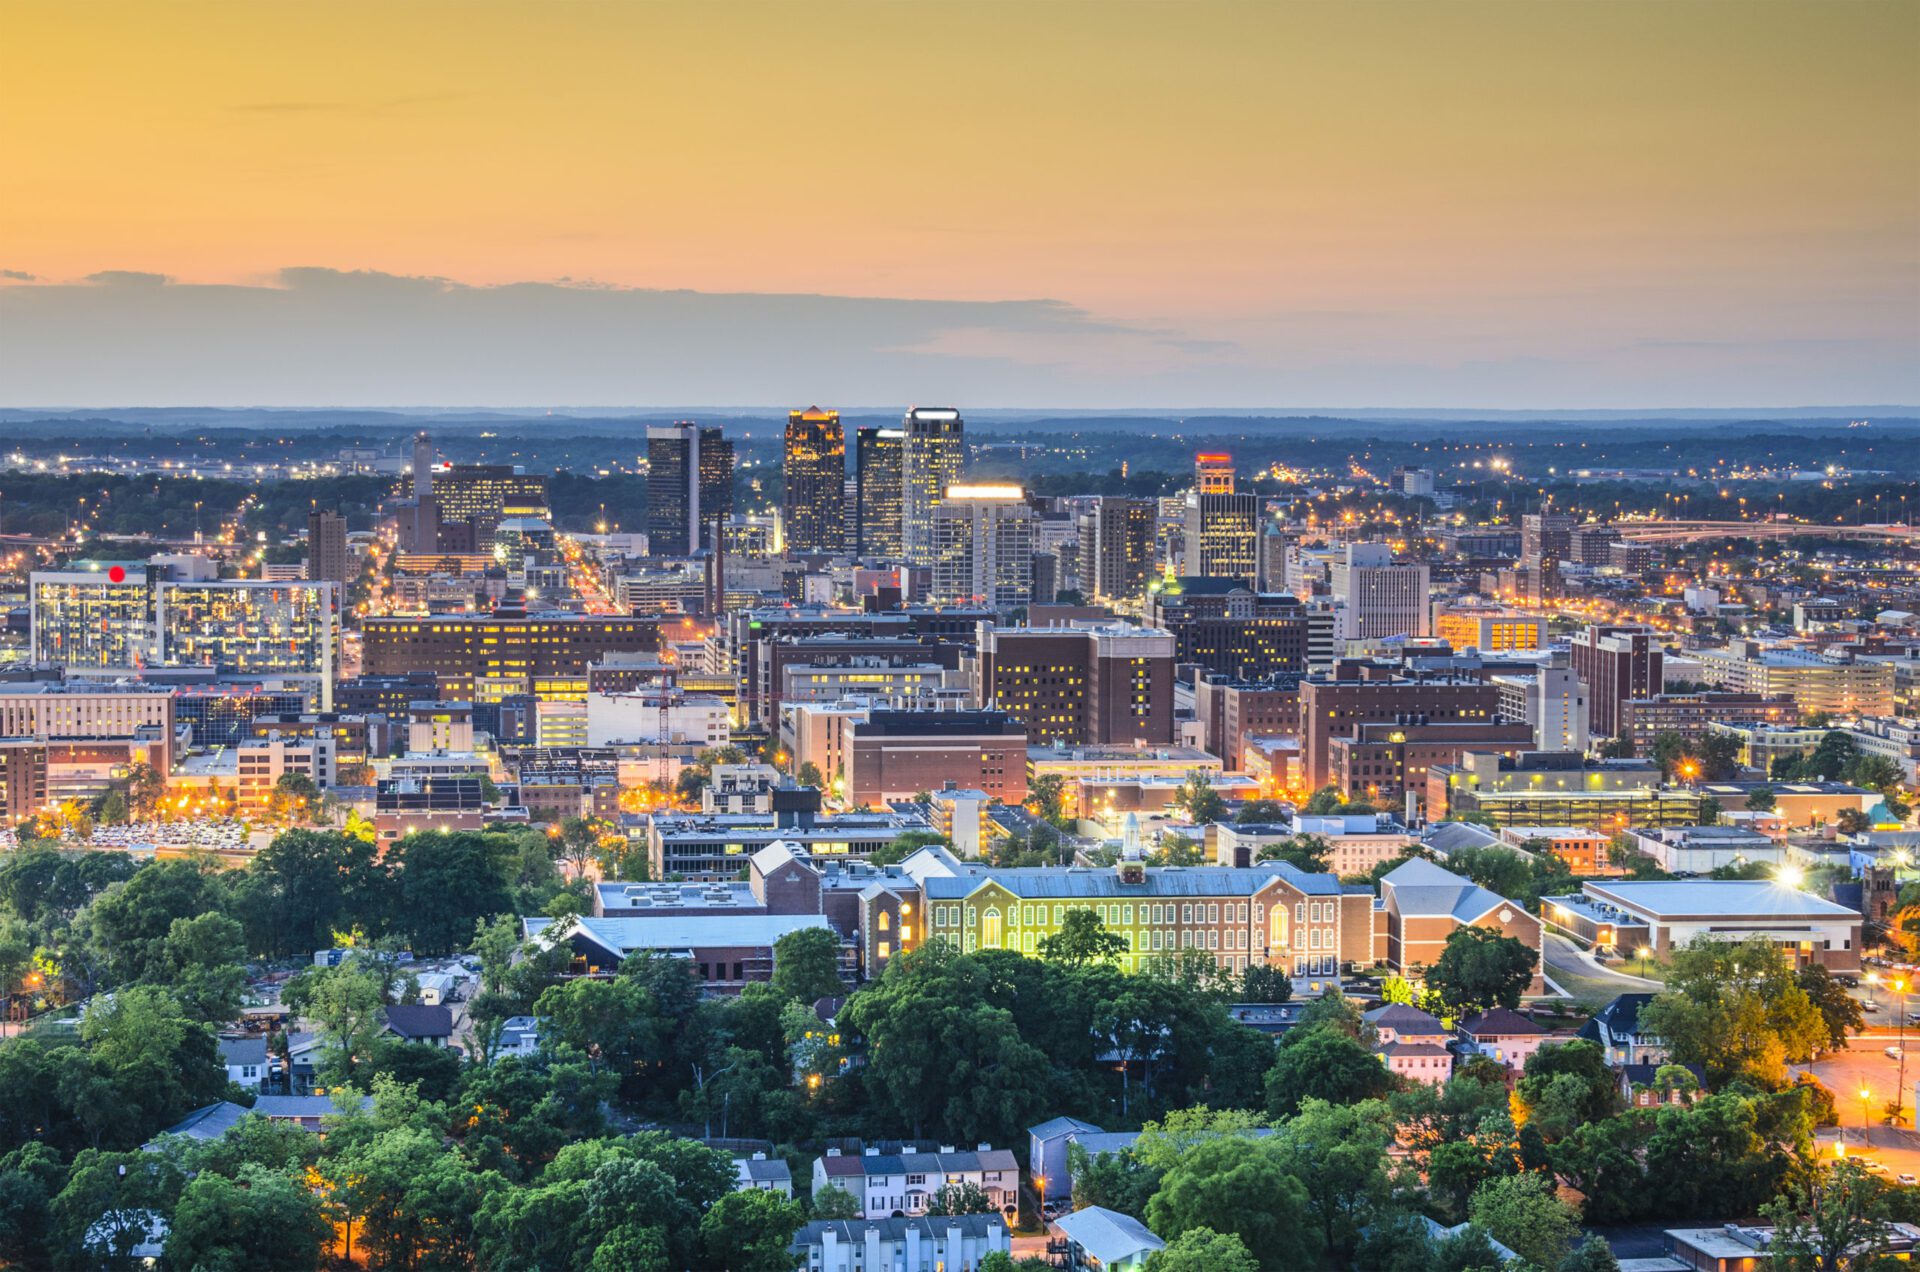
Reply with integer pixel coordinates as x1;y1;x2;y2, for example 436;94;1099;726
1541;933;1660;1007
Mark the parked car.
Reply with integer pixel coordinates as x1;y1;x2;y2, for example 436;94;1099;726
1887;1046;1904;1060
1899;1174;1916;1187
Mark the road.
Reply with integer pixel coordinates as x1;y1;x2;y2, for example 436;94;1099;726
1806;1039;1920;1182
1541;934;1661;1007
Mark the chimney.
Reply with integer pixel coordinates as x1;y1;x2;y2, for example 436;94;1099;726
864;1224;881;1270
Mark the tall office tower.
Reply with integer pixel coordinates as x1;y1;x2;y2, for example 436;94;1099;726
1194;451;1236;495
782;406;846;553
401;431;440;553
307;509;350;586
928;484;1037;610
854;427;906;559
1076;496;1157;605
901;407;965;565
1330;543;1432;640
1257;523;1291;593
647;423;734;557
1182;452;1260;579
29;565;156;672
432;464;550;543
1569;622;1664;743
1520;512;1575;570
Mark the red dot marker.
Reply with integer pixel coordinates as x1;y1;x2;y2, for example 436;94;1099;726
108;566;126;583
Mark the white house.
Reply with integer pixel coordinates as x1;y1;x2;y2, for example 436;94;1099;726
812;1144;1019;1219
734;1151;794;1197
217;1037;268;1093
1053;1207;1165;1271
791;1215;1009;1272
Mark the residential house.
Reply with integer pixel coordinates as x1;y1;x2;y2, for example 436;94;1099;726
218;1037;268;1094
812;1144;1019;1219
1363;1003;1454;1084
383;1004;455;1046
1620;1063;1705;1108
791;1215;1010;1272
1028;1116;1105;1206
1457;1009;1553;1071
1053;1206;1165;1272
1577;993;1667;1067
734;1152;794;1197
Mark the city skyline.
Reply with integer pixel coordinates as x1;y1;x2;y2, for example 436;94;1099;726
2;0;1914;408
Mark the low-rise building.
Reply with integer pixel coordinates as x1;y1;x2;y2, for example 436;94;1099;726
790;1215;1010;1272
733;1152;793;1197
1428;751;1705;831
812;1144;1019;1220
1457;1008;1554;1071
1541;880;1863;970
524;912;850;993
1052;1207;1165;1272
1497;825;1617;876
1577;993;1666;1067
1378;857;1543;988
1363;1004;1454;1084
1627;825;1782;874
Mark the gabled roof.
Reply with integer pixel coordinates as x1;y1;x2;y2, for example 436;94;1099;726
922;860;1341;901
383;1004;454;1039
156;1101;250;1141
527;912;833;955
1459;1008;1546;1037
1029;1116;1104;1140
1588;992;1655;1039
1362;1004;1447;1033
1055;1207;1166;1263
217;1036;268;1066
1381;857;1516;924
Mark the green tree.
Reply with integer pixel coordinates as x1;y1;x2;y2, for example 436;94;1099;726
231;829;392;960
1301;786;1347;814
1256;834;1331;873
1038;908;1129;968
1028;774;1070;828
1638;935;1830;1087
1745;786;1778;812
1760;1157;1896;1272
284;962;390;1088
152;911;249;1023
1274;1098;1394;1263
1173;773;1230;826
1264;1028;1391;1116
796;761;825;791
1426;926;1538;1016
166;1163;333;1271
79;984;229;1144
1239;964;1293;1004
1467;1171;1580;1270
83;859;221;983
769;926;846;1004
697;1187;806;1272
1069;1145;1160;1218
1145;1136;1315;1272
1796;964;1866;1052
1147;1227;1260;1272
927;1179;995;1215
810;1183;861;1219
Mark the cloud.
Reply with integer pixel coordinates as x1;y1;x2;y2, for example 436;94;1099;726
0;269;36;282
0;267;1912;409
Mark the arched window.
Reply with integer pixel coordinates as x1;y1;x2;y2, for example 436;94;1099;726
982;908;1003;948
1269;905;1289;949
878;910;891;931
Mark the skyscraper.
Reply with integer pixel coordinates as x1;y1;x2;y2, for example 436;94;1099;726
307;508;350;586
782;406;846;553
1331;543;1431;640
1076;496;1157;604
647;423;734;557
928;484;1037;610
401;431;440;553
855;426;906;560
901;407;965;565
1181;453;1259;580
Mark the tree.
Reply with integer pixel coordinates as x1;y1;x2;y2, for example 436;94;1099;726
1638;935;1830;1087
1256;834;1330;873
1038;908;1129;968
166;1163;333;1271
810;1183;861;1219
1027;774;1069;828
1745;785;1777;812
1274;1098;1394;1263
1265;1028;1391;1116
769;926;846;1003
1302;786;1347;815
152;912;250;1023
1173;773;1229;826
698;1187;806;1272
1560;1235;1624;1272
83;859;222;984
232;829;392;960
1760;1157;1895;1272
1426;926;1538;1016
385;831;514;955
796;761;825;791
1467;1171;1580;1270
1516;1041;1618;1137
1145;1137;1315;1272
1240;964;1293;1004
1796;964;1866;1052
285;962;390;1087
926;1179;995;1215
1069;1145;1160;1218
270;771;322;822
1234;800;1286;826
1147;1227;1260;1272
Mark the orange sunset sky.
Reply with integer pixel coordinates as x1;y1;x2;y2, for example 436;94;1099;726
1;0;1914;408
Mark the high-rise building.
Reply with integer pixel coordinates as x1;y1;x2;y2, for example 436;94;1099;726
361;594;660;702
901;407;965;565
1300;665;1503;790
854;426;906;560
782;407;846;554
979;622;1176;746
1569;623;1664;743
1181;454;1259;580
647;423;734;557
1144;580;1311;680
928;485;1037;610
401;431;440;554
30;565;155;672
1076;497;1157;605
1194;452;1237;495
154;580;340;708
427;464;550;544
1331;543;1431;641
307;508;351;586
1521;513;1575;570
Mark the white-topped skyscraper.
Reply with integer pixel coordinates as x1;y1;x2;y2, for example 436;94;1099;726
900;407;965;566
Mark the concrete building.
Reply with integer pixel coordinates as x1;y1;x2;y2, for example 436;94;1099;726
1626;824;1783;874
360;596;658;702
1541;880;1862;971
1433;607;1545;653
1693;642;1896;718
1331;543;1431;641
1619;691;1800;748
1492;664;1590;753
1427;751;1704;830
928;485;1038;610
1181;455;1260;581
306;508;351;586
585;691;731;749
1570;623;1664;742
1077;497;1158;606
978;622;1175;747
1144;580;1311;680
1193;675;1302;774
845;710;1030;807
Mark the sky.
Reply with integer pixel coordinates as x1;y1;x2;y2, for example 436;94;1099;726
1;0;1915;410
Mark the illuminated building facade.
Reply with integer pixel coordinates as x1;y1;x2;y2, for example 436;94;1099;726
901;407;965;566
30;566;156;672
360;596;659;701
854;426;906;560
783;407;846;554
647;423;734;557
928;485;1037;609
1076;496;1157;605
978;622;1175;747
154;580;339;708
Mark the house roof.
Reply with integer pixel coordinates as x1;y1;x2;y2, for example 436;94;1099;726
793;1216;1008;1250
1587;992;1655;1039
217;1036;268;1066
1055;1207;1166;1263
157;1101;250;1141
735;1156;793;1184
1380;1041;1453;1058
922;860;1341;901
1381;857;1517;924
1362;1004;1447;1033
383;1004;454;1039
820;1148;1017;1177
526;912;834;955
1459;1008;1546;1037
1029;1116;1105;1140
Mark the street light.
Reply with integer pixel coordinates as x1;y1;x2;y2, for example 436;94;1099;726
1861;1086;1874;1140
1637;946;1654;980
1897;978;1910;1126
1868;971;1880;1009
